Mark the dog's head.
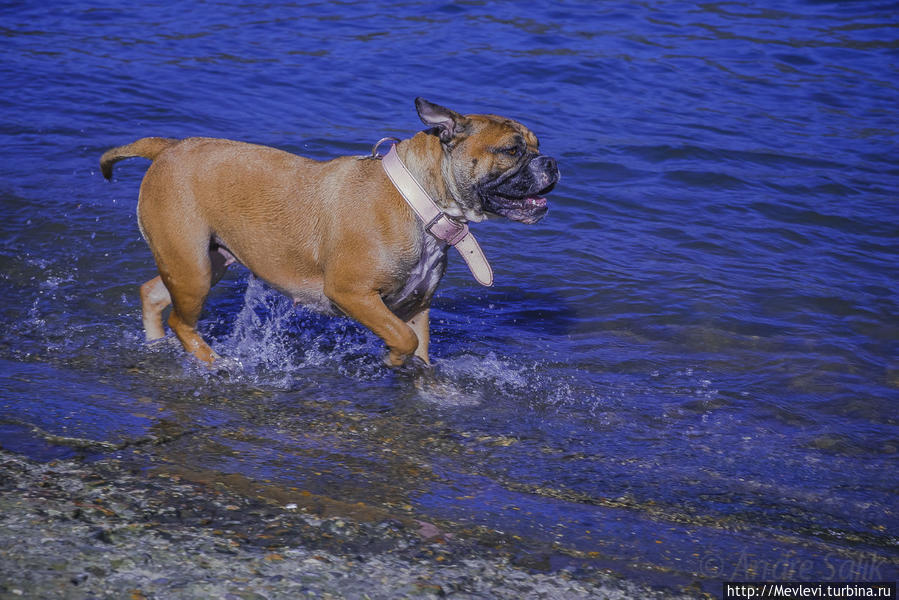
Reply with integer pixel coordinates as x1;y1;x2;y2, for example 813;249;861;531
416;97;560;224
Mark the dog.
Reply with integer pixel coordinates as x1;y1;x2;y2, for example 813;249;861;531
100;98;560;367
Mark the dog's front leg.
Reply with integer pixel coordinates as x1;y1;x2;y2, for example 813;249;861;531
406;308;430;365
325;286;419;366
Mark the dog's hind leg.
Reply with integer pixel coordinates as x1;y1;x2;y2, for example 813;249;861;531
139;248;230;343
140;276;171;341
138;222;219;364
163;262;218;364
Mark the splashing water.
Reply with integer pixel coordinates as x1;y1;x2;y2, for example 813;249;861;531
207;274;587;413
3;1;897;592
209;275;389;388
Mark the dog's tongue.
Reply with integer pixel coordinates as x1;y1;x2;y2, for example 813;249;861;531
526;196;547;207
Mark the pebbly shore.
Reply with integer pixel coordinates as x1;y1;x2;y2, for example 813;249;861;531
0;450;704;599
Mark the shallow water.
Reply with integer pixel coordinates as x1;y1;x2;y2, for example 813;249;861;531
1;0;897;593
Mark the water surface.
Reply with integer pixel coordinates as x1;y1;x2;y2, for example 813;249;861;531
1;1;897;594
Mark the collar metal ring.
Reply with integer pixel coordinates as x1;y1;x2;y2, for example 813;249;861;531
371;136;400;159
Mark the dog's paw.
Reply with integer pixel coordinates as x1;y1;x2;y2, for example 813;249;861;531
390;354;433;376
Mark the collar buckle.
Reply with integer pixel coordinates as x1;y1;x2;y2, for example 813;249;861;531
380;141;493;287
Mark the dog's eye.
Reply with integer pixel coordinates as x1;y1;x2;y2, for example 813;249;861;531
501;146;520;157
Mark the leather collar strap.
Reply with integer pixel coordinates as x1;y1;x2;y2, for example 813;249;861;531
381;144;494;287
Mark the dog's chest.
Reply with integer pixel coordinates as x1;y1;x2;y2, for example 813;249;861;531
383;233;448;322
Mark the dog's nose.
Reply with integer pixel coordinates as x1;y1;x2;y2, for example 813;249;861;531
531;155;560;187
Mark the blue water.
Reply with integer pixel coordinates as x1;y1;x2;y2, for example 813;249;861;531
1;1;897;594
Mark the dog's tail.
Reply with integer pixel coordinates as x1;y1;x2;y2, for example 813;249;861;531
100;137;179;180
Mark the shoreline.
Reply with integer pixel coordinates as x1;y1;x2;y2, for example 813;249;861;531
0;449;705;599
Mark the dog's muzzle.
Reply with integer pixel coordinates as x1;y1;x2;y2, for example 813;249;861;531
482;155;560;224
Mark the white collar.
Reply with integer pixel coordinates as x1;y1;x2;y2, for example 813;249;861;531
380;143;493;287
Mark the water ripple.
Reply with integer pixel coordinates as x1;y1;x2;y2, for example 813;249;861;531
2;0;898;591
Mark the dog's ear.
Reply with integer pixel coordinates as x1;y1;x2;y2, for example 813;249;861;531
415;97;468;144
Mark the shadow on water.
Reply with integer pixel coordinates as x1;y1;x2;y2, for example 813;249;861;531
434;286;583;337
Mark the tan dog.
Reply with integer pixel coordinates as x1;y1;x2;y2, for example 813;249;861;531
100;98;559;366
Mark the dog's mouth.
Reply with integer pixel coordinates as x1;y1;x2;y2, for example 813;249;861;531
479;154;559;224
483;181;555;224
